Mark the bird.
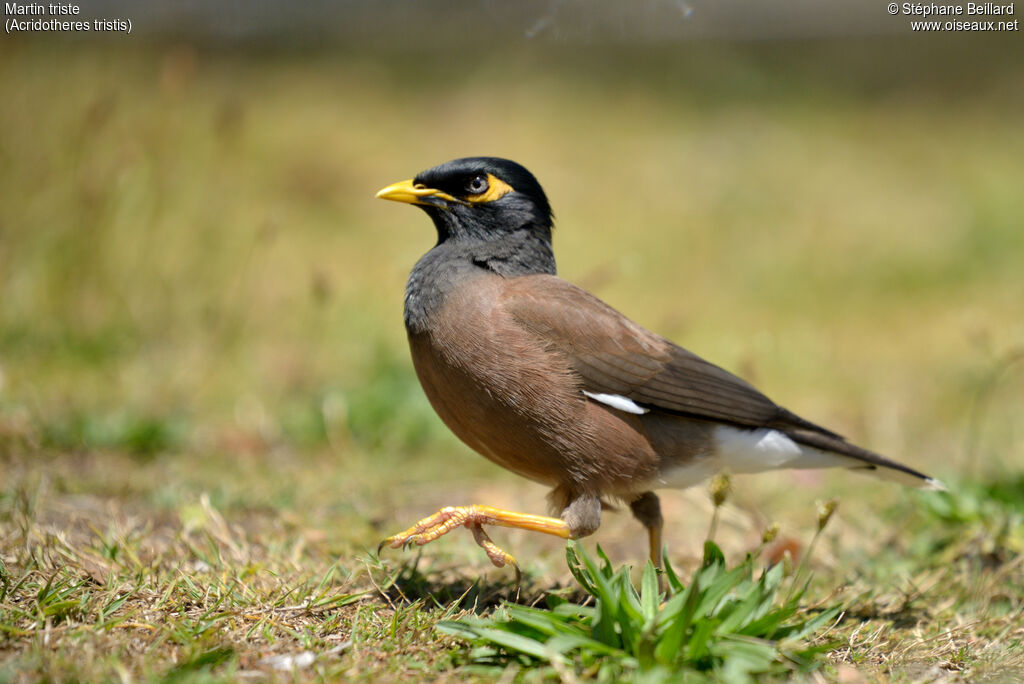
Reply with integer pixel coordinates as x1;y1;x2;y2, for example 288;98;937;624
375;156;943;579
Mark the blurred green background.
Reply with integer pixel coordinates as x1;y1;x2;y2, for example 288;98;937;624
2;32;1023;537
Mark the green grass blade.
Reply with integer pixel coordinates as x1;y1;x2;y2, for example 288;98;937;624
640;561;660;624
653;568;702;666
575;544;623;648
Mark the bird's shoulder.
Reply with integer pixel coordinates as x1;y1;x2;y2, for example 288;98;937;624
498;274;665;357
497;275;836;435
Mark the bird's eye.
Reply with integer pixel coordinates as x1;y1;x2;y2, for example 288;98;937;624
466;175;489;195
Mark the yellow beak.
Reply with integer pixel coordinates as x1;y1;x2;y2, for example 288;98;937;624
375;179;457;207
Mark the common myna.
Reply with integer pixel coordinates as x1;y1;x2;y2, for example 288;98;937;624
375;157;942;577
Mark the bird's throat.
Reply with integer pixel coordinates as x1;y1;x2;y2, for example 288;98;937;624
404;234;556;334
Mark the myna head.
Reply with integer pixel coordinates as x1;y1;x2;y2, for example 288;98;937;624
376;157;553;244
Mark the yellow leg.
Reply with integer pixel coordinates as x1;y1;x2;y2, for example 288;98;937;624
645;522;666;594
470;524;522;587
377;505;570;575
647;521;663;569
629;491;664;569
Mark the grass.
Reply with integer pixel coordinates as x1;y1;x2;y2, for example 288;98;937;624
3;455;1024;681
2;34;1024;681
439;494;843;681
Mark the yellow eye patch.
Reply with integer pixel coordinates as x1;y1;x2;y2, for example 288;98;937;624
467;174;515;204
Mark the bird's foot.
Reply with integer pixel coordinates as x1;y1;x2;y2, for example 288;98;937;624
469;523;522;587
377;504;570;582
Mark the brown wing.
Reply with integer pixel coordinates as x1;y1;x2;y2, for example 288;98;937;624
501;275;841;438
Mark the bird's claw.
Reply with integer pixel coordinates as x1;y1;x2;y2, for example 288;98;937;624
378;504;570;593
377;507;522;579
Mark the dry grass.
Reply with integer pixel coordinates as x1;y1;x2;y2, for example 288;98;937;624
4;450;1024;681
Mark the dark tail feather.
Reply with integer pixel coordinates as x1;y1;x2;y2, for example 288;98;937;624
787;429;946;491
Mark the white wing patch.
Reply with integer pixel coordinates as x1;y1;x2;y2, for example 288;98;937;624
713;425;833;472
655;427;837;490
583;391;649;415
648;425;946;492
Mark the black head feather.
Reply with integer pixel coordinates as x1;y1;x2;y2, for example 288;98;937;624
412;157;554;243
